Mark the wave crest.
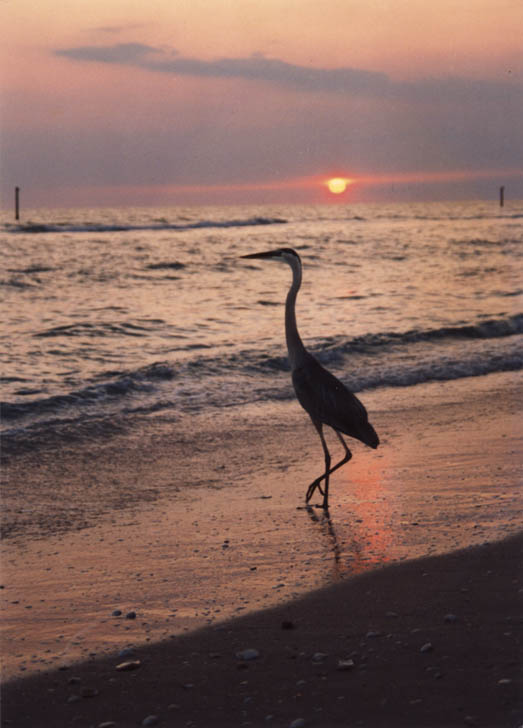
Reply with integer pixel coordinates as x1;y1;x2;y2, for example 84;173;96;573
4;216;287;235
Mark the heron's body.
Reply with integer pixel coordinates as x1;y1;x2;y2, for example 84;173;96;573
242;247;379;509
292;353;378;447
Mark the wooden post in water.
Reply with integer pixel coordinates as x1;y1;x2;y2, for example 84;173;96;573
499;185;505;207
15;186;20;220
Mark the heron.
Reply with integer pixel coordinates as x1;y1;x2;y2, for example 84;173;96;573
241;247;379;510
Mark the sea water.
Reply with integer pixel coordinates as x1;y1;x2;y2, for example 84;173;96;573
1;201;522;453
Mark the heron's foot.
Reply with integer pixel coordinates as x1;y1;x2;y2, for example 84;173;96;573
305;478;325;503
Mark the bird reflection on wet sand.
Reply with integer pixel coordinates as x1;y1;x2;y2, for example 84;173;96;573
303;496;390;581
305;504;343;577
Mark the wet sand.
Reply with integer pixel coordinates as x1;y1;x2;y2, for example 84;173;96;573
1;371;522;726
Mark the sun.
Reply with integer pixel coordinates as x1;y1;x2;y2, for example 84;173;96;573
326;177;349;195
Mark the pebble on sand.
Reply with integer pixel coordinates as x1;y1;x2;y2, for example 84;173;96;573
366;630;381;639
236;648;260;661
336;659;355;671
311;652;328;663
116;659;141;671
142;716;159;726
420;642;434;653
289;719;306;728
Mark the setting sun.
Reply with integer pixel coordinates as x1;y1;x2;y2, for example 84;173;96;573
326;177;349;195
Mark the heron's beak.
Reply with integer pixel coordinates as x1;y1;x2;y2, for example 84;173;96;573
241;250;280;260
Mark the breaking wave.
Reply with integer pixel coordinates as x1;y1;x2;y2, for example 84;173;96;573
3;314;521;431
4;216;287;235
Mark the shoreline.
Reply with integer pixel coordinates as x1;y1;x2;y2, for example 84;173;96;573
1;370;522;724
2;370;521;543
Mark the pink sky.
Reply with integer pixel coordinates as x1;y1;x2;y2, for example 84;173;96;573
1;0;522;207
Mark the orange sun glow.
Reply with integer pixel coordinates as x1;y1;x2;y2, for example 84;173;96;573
326;177;349;194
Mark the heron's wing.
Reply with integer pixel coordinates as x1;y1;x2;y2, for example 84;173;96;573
292;354;379;448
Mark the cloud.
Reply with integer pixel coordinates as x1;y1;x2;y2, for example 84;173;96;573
54;43;522;108
55;44;391;95
57;42;155;64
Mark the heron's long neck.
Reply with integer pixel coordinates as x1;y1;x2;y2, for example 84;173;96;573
285;259;307;370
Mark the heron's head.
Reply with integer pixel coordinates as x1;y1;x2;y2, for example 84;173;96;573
241;248;301;266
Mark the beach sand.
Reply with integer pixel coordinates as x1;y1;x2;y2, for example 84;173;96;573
1;371;522;726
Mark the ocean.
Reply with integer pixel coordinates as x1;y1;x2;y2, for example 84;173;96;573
1;200;522;455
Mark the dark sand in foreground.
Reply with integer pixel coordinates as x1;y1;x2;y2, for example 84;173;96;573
2;534;522;728
1;372;522;727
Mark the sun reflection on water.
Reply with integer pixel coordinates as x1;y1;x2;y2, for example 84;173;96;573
305;451;402;579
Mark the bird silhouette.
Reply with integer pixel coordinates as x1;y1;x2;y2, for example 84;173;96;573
241;247;379;509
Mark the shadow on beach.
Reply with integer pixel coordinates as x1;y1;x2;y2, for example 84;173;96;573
2;532;521;728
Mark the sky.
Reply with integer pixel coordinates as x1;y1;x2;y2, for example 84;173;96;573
1;0;522;208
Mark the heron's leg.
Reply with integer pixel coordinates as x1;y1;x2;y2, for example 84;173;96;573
306;430;352;507
334;430;353;461
306;422;330;506
327;431;353;478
